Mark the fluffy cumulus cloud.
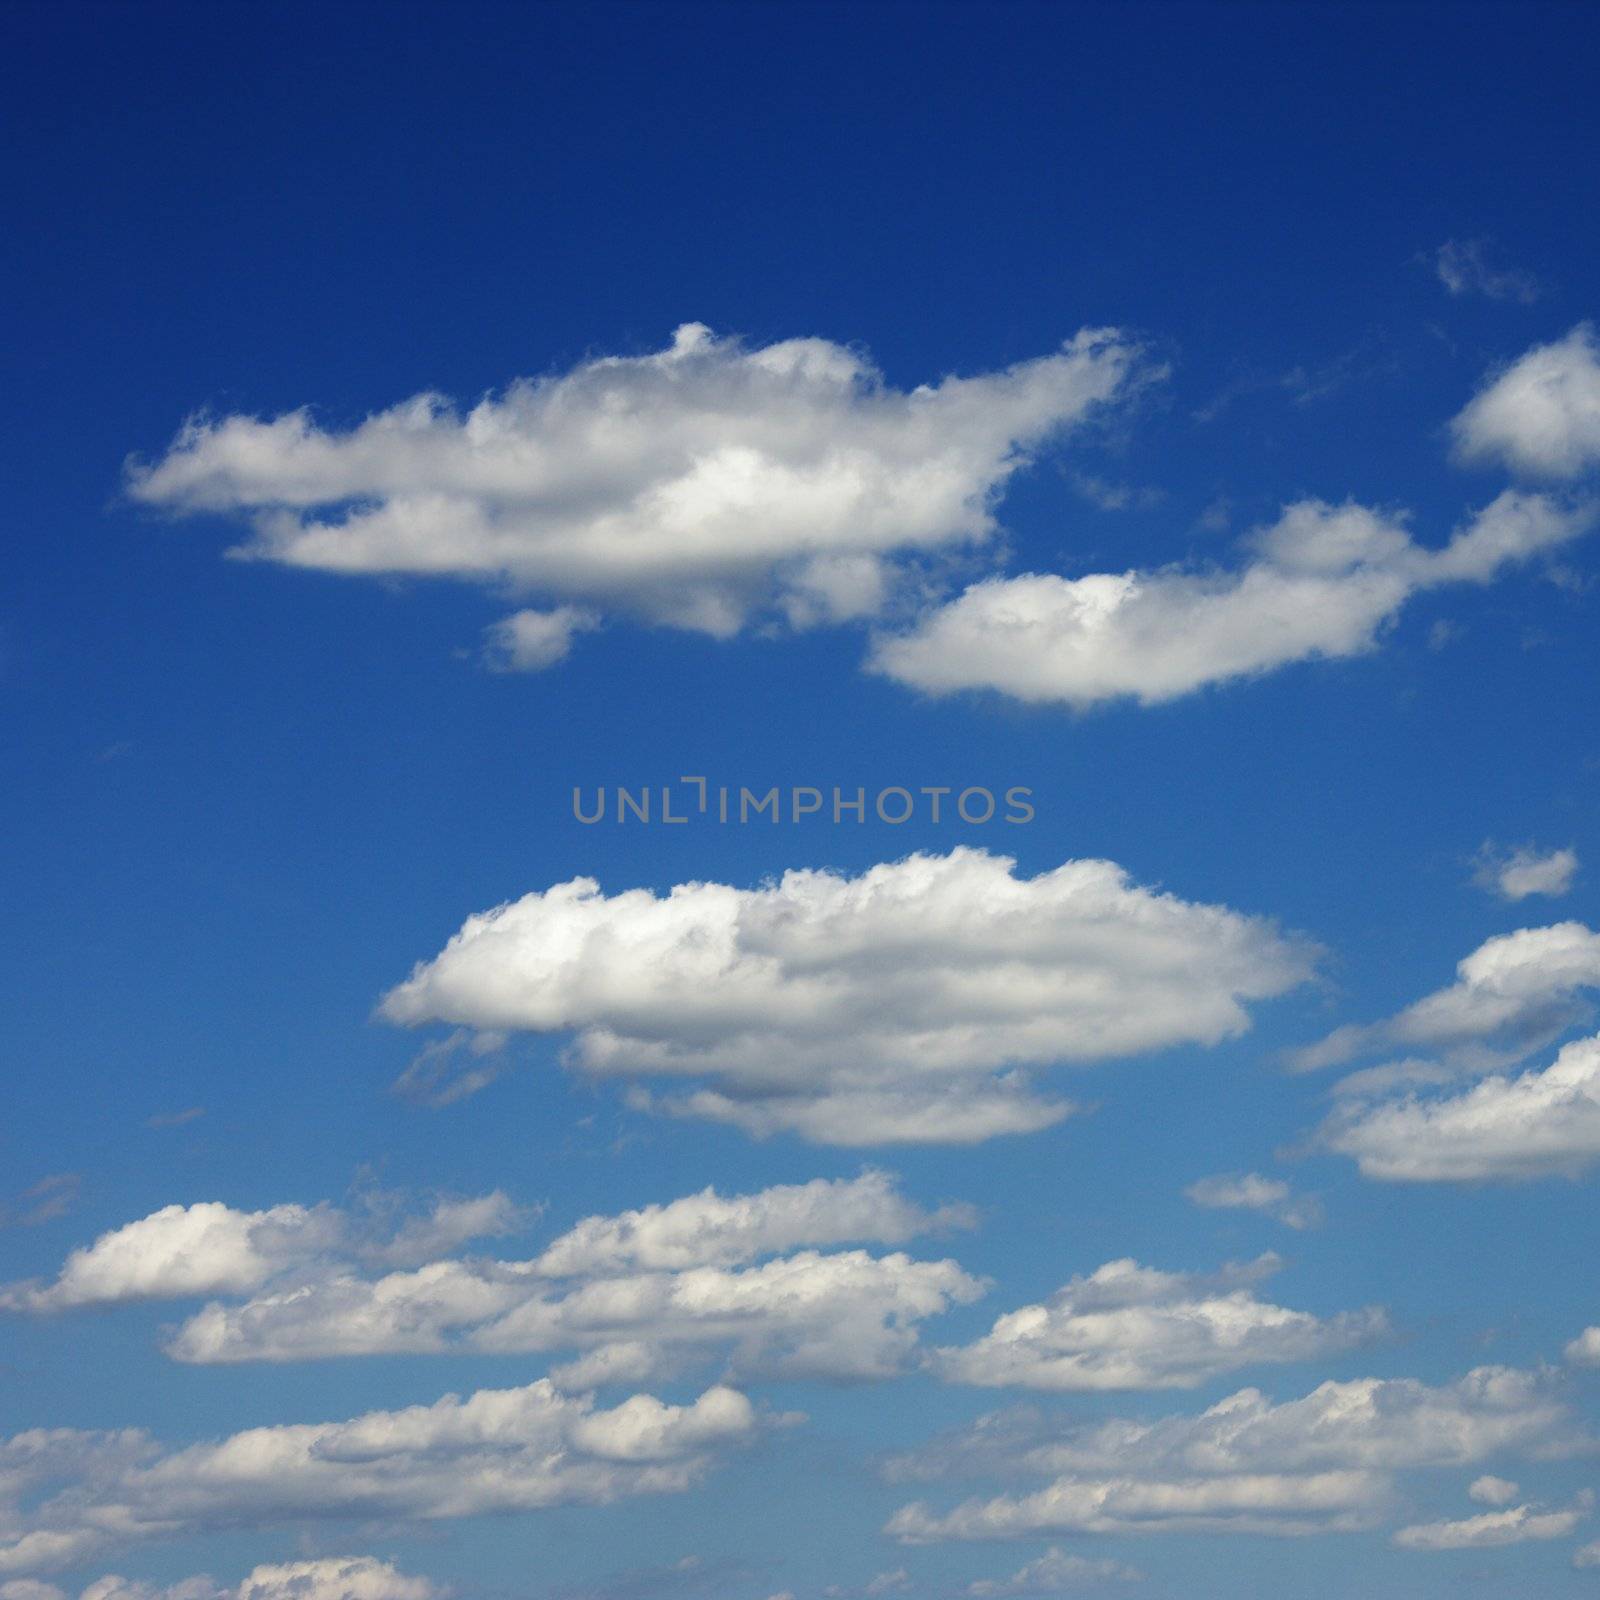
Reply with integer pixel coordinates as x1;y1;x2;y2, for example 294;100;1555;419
126;324;1144;647
1474;844;1579;901
965;1549;1143;1593
868;492;1593;706
934;1256;1383;1391
0;1191;525;1313
9;1174;986;1383
1451;325;1600;478
0;1382;758;1574
3;1558;443;1600
1319;1031;1600;1182
1291;922;1600;1075
884;1364;1583;1543
1184;1173;1322;1230
379;848;1314;1146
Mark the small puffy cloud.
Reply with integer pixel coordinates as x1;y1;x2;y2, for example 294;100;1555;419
379;848;1314;1146
1184;1173;1322;1230
935;1256;1383;1391
1320;1030;1600;1182
869;493;1593;707
966;1549;1142;1594
0;1191;524;1313
482;606;599;671
1452;325;1600;478
1393;1500;1587;1550
1469;1474;1521;1506
1565;1327;1600;1365
0;1382;757;1574
1291;922;1600;1075
1474;844;1579;901
884;1364;1581;1543
126;324;1144;645
1432;240;1541;304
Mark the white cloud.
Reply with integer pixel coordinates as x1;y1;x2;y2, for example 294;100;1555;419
966;1548;1143;1593
0;1191;525;1313
935;1256;1383;1390
378;848;1314;1146
530;1171;973;1276
26;1174;983;1382
1474;844;1579;901
1393;1500;1587;1550
884;1364;1582;1542
15;1558;444;1600
126;324;1145;643
171;1247;986;1382
0;1202;340;1312
1432;240;1541;304
1567;1327;1600;1365
1291;922;1600;1075
1184;1173;1322;1230
0;1382;757;1574
482;606;599;671
1452;325;1600;478
869;493;1593;707
1469;1474;1520;1506
1320;1030;1600;1182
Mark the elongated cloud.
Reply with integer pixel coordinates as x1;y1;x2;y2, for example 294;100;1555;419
1393;1500;1588;1550
1291;922;1600;1075
6;1558;443;1600
935;1257;1382;1390
1452;324;1600;478
1185;1173;1322;1230
0;1382;757;1575
884;1364;1582;1542
1321;1030;1600;1182
869;492;1593;706
378;849;1314;1145
8;1176;986;1383
126;324;1143;647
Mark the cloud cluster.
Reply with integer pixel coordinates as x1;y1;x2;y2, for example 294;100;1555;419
8;1175;986;1385
379;848;1314;1145
884;1364;1582;1542
1451;325;1600;479
127;324;1143;652
2;1557;441;1600
1184;1173;1322;1230
869;492;1592;706
934;1256;1382;1390
0;1383;757;1575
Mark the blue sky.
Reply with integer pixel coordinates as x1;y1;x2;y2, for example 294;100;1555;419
4;3;1600;1598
